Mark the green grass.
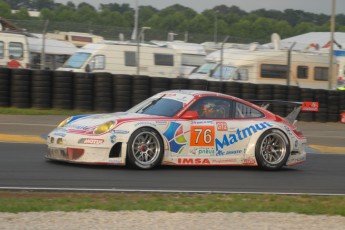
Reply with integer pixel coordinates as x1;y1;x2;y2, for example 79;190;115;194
0;107;95;116
0;192;344;215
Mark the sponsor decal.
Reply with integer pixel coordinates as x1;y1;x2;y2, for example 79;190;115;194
212;159;237;164
216;150;242;156
302;102;319;112
78;138;104;144
190;126;215;147
110;130;129;134
178;158;211;164
134;122;157;127
198;148;215;155
215;122;272;151
243;158;256;165
155;121;168;125
216;122;228;131
192;120;214;125
110;135;116;143
163;122;187;154
52;132;66;137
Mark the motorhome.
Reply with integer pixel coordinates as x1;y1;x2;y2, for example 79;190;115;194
0;32;30;68
150;40;206;77
188;46;338;90
0;32;77;70
58;41;206;78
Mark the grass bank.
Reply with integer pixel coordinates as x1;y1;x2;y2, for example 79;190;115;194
0;192;344;215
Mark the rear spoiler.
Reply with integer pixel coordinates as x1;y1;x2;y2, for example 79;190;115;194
248;100;318;125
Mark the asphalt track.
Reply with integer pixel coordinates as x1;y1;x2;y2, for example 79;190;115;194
0;115;344;195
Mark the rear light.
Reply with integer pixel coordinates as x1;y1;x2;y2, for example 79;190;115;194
67;148;84;160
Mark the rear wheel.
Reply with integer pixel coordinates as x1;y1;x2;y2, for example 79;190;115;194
126;128;164;169
255;129;290;170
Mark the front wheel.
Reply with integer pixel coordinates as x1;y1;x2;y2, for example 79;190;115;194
255;129;290;170
126;127;164;169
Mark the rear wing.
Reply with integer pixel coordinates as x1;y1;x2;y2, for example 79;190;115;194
249;100;319;124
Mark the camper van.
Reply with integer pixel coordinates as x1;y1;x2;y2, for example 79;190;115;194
0;32;77;70
0;32;30;68
188;47;337;89
58;41;206;78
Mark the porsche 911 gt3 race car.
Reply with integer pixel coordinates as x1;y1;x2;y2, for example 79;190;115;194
46;90;308;170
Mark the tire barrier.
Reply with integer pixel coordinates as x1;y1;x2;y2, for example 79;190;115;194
223;82;241;98
113;74;132;112
131;75;150;107
207;81;224;93
10;68;31;108
31;70;52;109
0;68;10;107
314;89;328;122
1;69;344;122
241;83;257;100
299;88;315;122
169;78;189;90
327;90;340;122
52;71;73;110
188;79;208;91
93;72;113;112
150;77;170;96
73;72;94;111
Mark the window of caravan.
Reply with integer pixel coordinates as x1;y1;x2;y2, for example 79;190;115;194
125;51;136;66
154;54;174;66
195;63;217;74
0;41;3;58
261;64;287;78
9;42;23;59
211;66;249;81
62;52;90;68
181;54;205;66
90;55;105;70
297;66;308;79
314;67;328;81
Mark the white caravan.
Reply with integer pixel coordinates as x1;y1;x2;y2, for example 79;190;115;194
58;41;206;78
0;32;77;70
188;46;337;89
150;40;206;77
0;32;30;68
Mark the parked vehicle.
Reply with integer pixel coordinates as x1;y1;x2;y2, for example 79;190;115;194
0;31;77;70
188;46;338;89
58;41;206;78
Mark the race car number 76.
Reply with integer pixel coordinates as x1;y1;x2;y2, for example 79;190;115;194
190;126;215;147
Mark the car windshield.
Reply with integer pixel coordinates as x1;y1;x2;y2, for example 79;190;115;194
62;52;90;68
195;63;217;74
127;96;184;117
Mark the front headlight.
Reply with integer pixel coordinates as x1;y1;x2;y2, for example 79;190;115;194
57;117;73;128
93;121;116;134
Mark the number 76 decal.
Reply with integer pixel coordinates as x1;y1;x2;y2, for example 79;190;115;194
190;126;215;147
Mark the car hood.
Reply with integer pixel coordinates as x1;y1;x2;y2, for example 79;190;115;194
62;112;166;132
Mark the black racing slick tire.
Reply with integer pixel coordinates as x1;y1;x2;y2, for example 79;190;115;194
255;129;290;170
126;128;164;169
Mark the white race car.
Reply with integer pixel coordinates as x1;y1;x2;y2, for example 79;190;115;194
46;90;308;170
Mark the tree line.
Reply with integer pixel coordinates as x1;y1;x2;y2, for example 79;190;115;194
1;0;345;43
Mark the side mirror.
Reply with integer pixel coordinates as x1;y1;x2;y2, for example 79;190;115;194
180;110;199;119
85;64;91;73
